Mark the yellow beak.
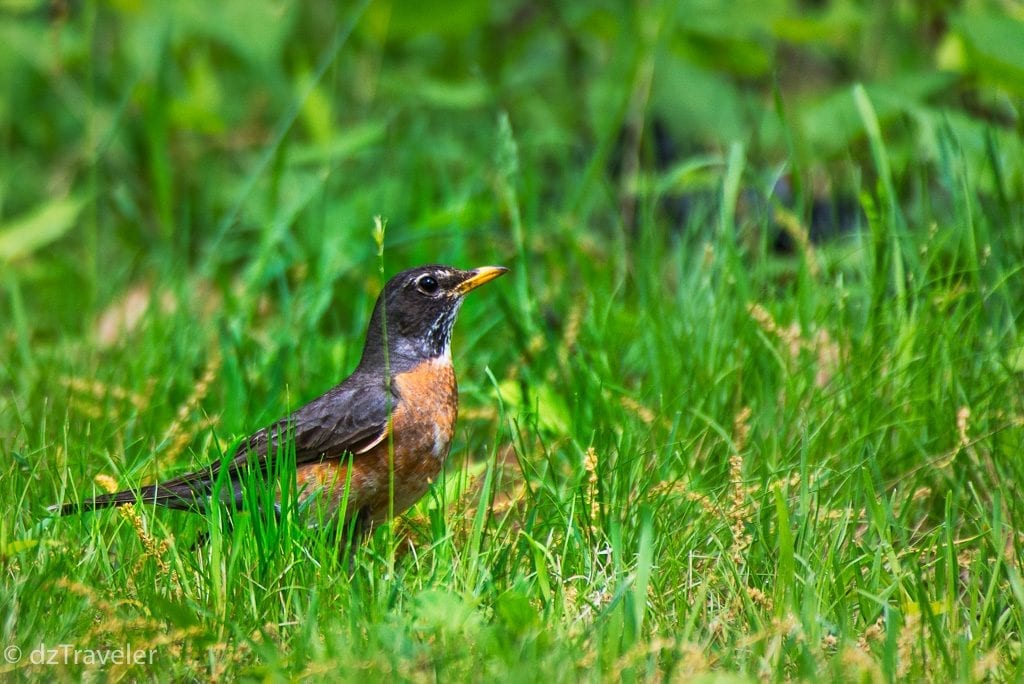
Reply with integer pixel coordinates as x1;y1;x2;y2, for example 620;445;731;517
456;265;509;295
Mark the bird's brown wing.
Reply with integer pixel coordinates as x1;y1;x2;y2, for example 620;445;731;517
240;379;392;469
51;375;394;515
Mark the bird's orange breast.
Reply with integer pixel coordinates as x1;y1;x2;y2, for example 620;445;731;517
293;357;458;526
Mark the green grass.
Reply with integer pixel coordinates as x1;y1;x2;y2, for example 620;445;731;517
2;1;1024;681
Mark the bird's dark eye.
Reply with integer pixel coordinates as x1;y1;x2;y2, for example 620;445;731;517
416;275;440;295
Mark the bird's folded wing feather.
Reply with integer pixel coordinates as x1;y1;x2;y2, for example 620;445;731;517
74;377;395;512
218;377;394;480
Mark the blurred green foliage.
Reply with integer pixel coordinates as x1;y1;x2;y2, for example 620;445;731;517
1;0;1021;280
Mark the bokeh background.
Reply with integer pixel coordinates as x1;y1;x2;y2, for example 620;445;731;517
3;0;1022;309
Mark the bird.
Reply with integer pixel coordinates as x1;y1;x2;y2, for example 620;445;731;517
50;264;508;540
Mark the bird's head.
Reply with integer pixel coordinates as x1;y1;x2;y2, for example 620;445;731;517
360;264;508;370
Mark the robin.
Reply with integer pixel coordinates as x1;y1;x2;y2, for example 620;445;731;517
50;264;508;539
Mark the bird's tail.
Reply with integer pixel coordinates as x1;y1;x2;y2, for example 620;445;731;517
48;473;219;516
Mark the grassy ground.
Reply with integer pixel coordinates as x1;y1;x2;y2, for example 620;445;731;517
3;2;1024;681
